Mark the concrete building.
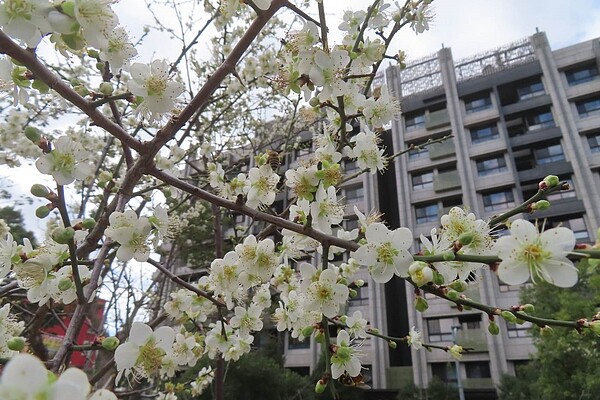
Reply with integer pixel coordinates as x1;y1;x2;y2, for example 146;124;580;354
282;31;600;399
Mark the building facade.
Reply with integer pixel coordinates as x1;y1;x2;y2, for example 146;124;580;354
282;31;600;399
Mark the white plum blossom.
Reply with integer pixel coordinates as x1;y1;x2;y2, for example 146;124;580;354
36;136;94;186
128;59;185;123
114;322;176;382
304;268;349;318
74;0;119;49
105;210;152;262
99;27;138;73
0;57;28;105
349;127;387;173
191;367;214;396
0;0;51;47
0;232;17;278
244;164;280;209
0;303;25;359
230;305;263;338
352;223;413;283
362;86;400;128
407;326;423;350
331;329;362;379
285;165;319;201
309;49;350;103
493;219;578;287
345;310;368;338
164;288;194;318
48;265;91;304
310;184;344;234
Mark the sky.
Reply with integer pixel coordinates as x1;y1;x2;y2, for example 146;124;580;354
3;0;600;237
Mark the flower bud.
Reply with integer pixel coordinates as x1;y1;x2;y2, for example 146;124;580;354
369;328;380;334
458;232;474;246
415;296;428;312
515;318;525;325
521;304;535;313
349;288;358;298
409;261;433;287
87;48;100;59
24;126;42;144
540;325;553;337
98;82;114;96
58;278;73;291
442;251;456;261
101;336;120;351
388;340;397;349
301;325;315;338
35;205;52;219
501;311;517;323
7;337;26;351
446;290;460;300
355;279;365;287
98;171;113;182
540;175;559;189
96;62;106;71
30;184;51;198
308;97;320;107
433;272;445;285
339;315;347;324
82;218;96;229
315;330;324;343
51;227;75;244
488;321;500;335
315;379;327;393
449;280;468;292
532;200;550;211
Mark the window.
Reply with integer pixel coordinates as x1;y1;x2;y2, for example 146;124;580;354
459;314;482;330
470;123;499;144
431;363;457;384
295;140;312;158
548;216;589;241
526;110;554;131
344;160;360;174
534;144;565;164
576;97;600;117
427;318;454;342
350;284;369;306
588;133;600;153
416;203;438;224
412;171;434;190
546;178;576;201
506;321;532;338
344;217;359;231
405;112;426;131
517;80;544;100
476;155;507;176
465;95;492;113
465;362;491;378
566;63;599;86
288;335;310;349
408;145;429;159
345;186;364;203
483;189;515;212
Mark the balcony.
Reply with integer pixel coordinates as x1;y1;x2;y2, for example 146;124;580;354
456;328;488;353
509;126;562;147
434;170;461;192
425;109;451;130
429;138;456;159
463;378;495;389
501;93;552;115
517;160;572;182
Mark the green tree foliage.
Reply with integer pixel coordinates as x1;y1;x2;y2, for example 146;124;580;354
498;261;600;400
0;206;37;246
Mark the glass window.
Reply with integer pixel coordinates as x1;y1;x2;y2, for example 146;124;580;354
534;144;565;164
345;186;364;203
470;123;499;144
588;133;600;153
476;155;507;176
576;97;600;117
566;64;599;86
465;362;491;378
459;314;482;330
344;160;360;174
408;145;429;159
506;322;533;338
526;110;554;131
517;80;544;100
545;178;576;201
405;112;426;131
416;203;438;224
350;284;369;306
288;334;310;349
344;217;359;231
483;189;515;212
431;363;457;384
295;140;313;158
427;318;454;342
412;171;434;190
465;95;492;113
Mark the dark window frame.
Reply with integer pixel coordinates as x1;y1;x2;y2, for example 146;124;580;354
412;170;434;190
476;155;507;176
415;203;439;224
464;95;492;113
566;64;599;86
483;189;515;212
470;123;499;144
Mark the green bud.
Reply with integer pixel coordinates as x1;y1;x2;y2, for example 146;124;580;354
540;325;553;337
96;61;106;71
433;272;445;285
301;326;315;338
338;277;348;286
441;251;455;261
308;97;320;107
339;315;347;323
501;311;517;323
74;84;90;97
415;296;428;312
32;80;50;93
543;175;560;188
35;205;51;219
163;187;172;198
61;1;76;17
315;331;324;343
98;171;113;182
57;278;72;291
533;200;550;211
7;337;26;351
369;328;380;334
348;288;358;298
315;379;327;394
355;279;365;287
388;340;397;349
488;321;500;335
87;48;100;59
30;184;51;198
51;227;75;244
82;218;96;229
101;336;120;351
24;126;42;144
446;290;460;300
458;232;475;246
522;304;535;313
449;280;468;292
98;82;113;96
515;318;525;325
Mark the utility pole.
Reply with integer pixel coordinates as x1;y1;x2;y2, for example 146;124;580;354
452;325;466;400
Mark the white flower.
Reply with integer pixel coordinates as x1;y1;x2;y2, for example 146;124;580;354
310;184;344;235
244;164;279;209
99;27;138;73
0;232;17;278
48;265;91;304
345;310;368;338
105;210;152;262
0;0;51;48
493;219;578;287
331;330;362;379
304;268;348;318
230;305;263;338
74;0;119;49
164;288;194;318
309;49;350;103
362;87;400;128
351;223;413;283
0;57;28;105
36;136;94;186
0;304;25;359
285;165;319;201
349;127;387;173
448;344;463;360
114;322;176;382
128;60;185;123
150;205;169;242
191;367;213;396
253;0;271;10
407;326;423;350
408;261;434;287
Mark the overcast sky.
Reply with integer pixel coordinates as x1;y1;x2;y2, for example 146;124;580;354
5;0;600;236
